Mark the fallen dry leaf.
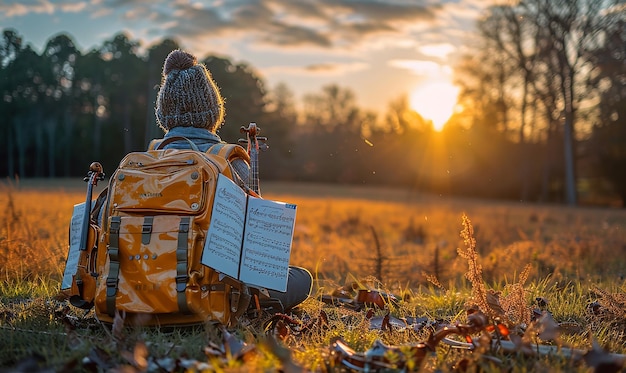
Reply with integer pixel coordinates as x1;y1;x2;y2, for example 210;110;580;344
582;339;626;373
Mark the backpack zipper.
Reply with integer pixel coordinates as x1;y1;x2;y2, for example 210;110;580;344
126;159;196;168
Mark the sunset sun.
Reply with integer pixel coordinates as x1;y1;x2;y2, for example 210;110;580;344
409;81;459;131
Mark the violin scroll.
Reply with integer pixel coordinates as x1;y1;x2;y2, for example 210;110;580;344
84;162;105;184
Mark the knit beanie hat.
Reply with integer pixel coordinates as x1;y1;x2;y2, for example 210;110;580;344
155;49;225;132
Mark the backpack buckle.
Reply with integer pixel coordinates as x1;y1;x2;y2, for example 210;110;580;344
175;275;188;292
230;289;241;312
110;220;120;234
108;247;119;260
142;216;154;245
105;278;118;296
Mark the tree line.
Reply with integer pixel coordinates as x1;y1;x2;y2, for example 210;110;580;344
1;0;625;206
453;0;626;205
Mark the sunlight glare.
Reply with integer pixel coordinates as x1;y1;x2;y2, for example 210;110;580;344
409;81;459;131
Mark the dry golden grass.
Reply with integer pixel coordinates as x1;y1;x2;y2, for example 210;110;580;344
3;178;626;371
264;183;626;291
3;178;626;289
0;184;87;281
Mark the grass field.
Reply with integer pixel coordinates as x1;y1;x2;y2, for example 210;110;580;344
1;178;626;372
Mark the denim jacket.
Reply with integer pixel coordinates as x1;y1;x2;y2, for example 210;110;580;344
161;126;223;152
158;126;250;186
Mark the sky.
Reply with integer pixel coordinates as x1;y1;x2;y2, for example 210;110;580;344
1;0;491;128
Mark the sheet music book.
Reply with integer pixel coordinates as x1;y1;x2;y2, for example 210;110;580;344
61;201;93;290
201;174;297;292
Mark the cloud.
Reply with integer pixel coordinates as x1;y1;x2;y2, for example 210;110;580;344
270;1;326;20
86;0;440;50
0;0;94;18
122;5;148;20
418;43;456;58
263;61;369;77
0;0;54;17
0;0;451;62
319;0;436;22
149;1;334;48
60;2;87;12
304;61;369;75
389;59;452;77
90;7;113;18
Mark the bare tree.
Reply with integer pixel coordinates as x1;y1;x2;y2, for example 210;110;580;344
43;34;81;177
0;30;24;177
456;0;618;204
527;0;615;205
302;84;361;133
587;5;626;205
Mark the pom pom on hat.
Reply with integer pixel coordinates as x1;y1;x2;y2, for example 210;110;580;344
155;49;225;132
163;50;196;75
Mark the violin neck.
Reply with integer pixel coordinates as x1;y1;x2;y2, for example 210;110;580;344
79;182;94;251
250;146;260;195
238;122;266;196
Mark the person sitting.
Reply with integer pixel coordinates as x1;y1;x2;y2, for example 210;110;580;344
153;49;312;313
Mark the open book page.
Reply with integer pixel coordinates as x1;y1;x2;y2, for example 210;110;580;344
238;197;296;292
201;174;247;279
201;174;297;291
61;202;89;290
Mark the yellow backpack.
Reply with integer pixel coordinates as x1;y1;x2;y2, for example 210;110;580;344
69;137;253;327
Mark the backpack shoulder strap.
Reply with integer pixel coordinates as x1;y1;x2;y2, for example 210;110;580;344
149;137;200;151
207;143;251;190
147;139;163;151
207;142;250;163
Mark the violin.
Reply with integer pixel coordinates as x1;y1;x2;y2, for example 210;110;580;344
70;162;105;309
239;123;268;196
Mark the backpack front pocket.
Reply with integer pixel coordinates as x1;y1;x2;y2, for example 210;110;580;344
100;215;194;315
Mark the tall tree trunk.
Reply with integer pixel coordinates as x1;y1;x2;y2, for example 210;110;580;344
123;95;132;154
35;123;44;177
540;123;554;202
14;116;27;178
563;113;577;205
46;118;56;178
144;59;160;147
7;125;15;178
93;115;103;161
64;108;73;177
561;69;577;206
519;75;530;201
93;93;102;160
